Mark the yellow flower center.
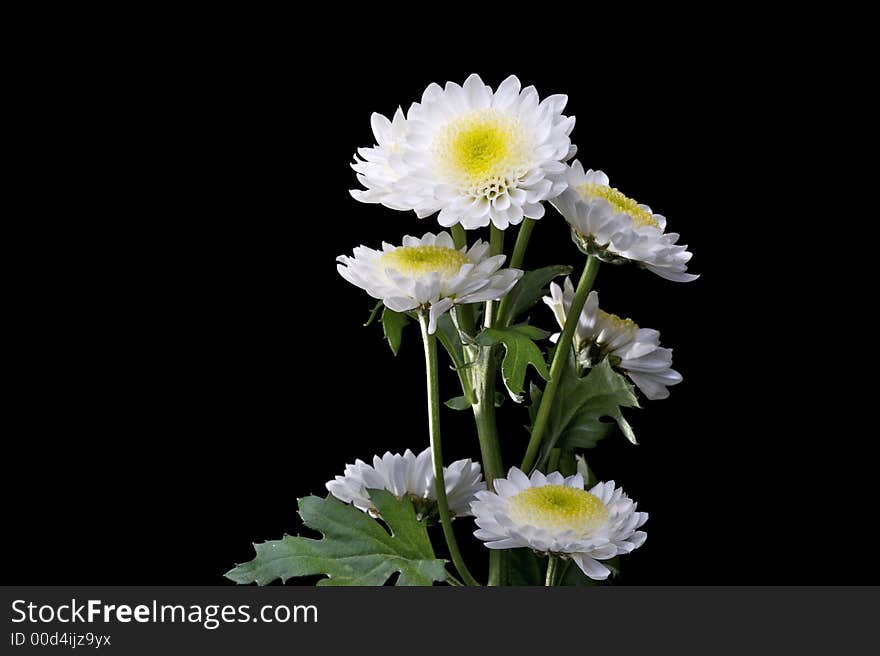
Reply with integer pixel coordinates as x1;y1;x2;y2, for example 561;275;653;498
382;245;469;277
578;183;658;229
434;109;530;199
508;485;608;536
597;309;639;334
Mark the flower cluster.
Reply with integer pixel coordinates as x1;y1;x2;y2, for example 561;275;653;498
230;73;697;589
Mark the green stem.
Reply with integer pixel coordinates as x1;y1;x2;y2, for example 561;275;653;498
445;571;464;587
418;311;480;587
469;343;507;586
547;448;561;473
521;256;600;472
508;218;535;270
489;224;505;256
484;225;505;328
435;317;476;405
449;226;478;336
545;555;560;586
470;347;505;485
496;219;536;327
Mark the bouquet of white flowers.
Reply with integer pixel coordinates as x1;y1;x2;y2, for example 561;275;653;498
227;74;697;587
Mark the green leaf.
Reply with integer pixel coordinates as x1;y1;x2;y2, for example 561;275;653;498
575;454;598;487
225;491;447;587
381;308;409;356
507;548;545;586
557;449;578;476
528;381;544;425
499;265;573;324
476;324;551;402
445;395;472;410
535;355;640;464
435;312;464;366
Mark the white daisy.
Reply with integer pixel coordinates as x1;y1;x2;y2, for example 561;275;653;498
544;281;682;400
552;161;698;282
350;73;576;230
336;231;522;333
471;467;647;580
326;447;485;520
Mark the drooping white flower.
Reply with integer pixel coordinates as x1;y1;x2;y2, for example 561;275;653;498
544;282;682;400
326;447;485;520
471;467;647;580
350;74;576;230
337;231;522;333
552;162;697;282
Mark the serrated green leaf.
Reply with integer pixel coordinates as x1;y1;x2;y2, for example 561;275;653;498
445;395;472;410
381;308;409;356
476;325;550;402
225;491;447;587
499;265;573;324
535;355;640;465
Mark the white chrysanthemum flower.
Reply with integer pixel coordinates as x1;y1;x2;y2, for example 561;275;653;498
552;161;697;282
544;281;682;400
350;73;576;230
326;447;485;520
471;467;647;580
349;108;422;210
336;231;522;333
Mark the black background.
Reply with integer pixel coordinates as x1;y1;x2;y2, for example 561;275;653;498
6;30;872;585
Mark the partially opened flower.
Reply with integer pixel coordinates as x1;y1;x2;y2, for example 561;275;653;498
552;162;697;282
350;73;575;230
326;447;485;520
471;468;647;580
337;231;522;333
544;282;682;400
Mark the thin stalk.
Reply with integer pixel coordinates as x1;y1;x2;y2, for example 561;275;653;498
450;225;477;336
445;571;464;587
545;555;560;586
547;448;561;473
470;346;505;486
418;311;480;587
496;219;536;327
489;223;505;256
435;318;476;405
484;225;505;328
521;256;600;472
470;344;507;586
508;218;535;270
